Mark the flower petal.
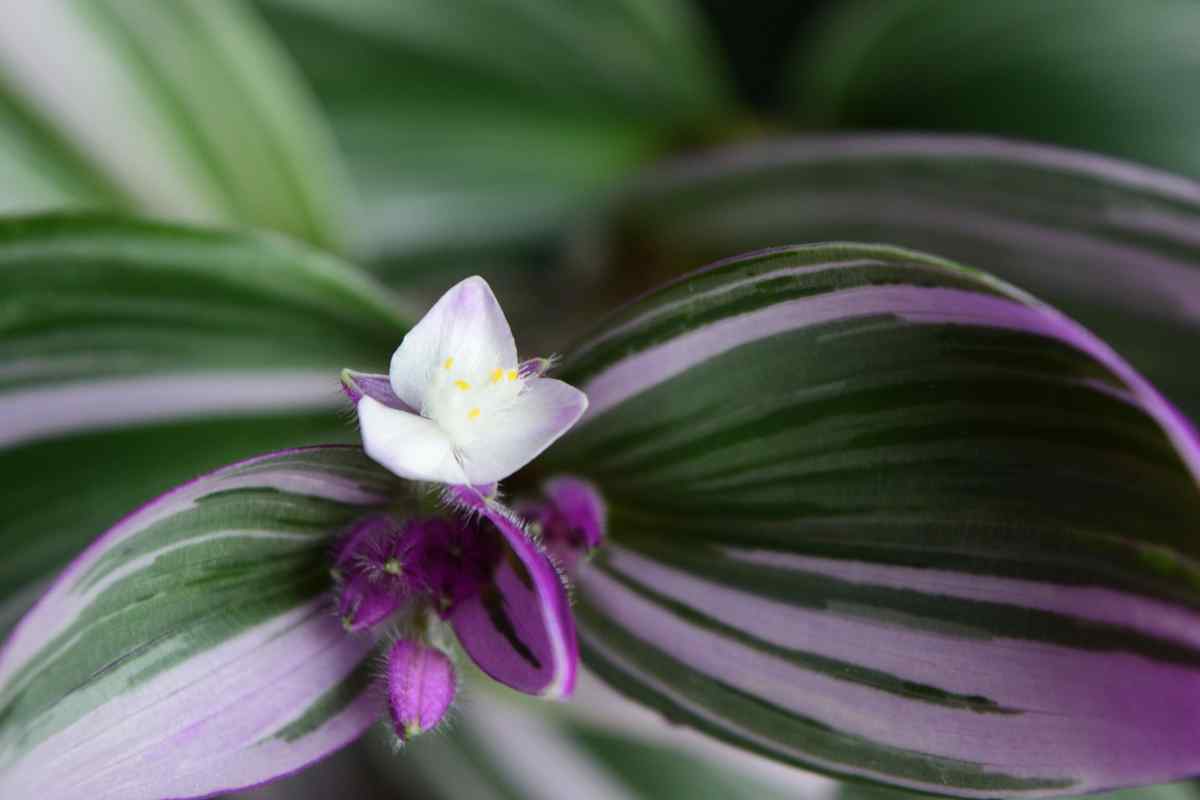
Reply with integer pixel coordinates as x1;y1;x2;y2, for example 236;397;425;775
389;276;518;409
458;378;588;485
340;369;415;412
358;396;466;484
448;491;578;699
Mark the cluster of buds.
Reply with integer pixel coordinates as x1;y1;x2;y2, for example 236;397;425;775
329;479;604;743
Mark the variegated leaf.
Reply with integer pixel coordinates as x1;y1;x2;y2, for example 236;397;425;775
543;243;1200;796
0;0;352;250
0;214;408;613
572;134;1200;419
0;446;405;800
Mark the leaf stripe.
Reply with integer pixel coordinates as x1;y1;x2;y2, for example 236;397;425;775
722;547;1200;654
593;550;1019;716
0;370;338;448
576;600;1070;797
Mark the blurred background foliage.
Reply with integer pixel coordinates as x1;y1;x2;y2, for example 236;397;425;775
3;0;1197;345
1;1;1198;797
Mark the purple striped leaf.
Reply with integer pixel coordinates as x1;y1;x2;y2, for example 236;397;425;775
572;134;1200;420
542;243;1200;796
0;446;409;800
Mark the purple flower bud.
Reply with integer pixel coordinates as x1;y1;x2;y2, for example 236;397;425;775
336;572;404;632
517;476;606;569
387;639;456;741
407;516;503;617
331;514;393;577
331;515;417;631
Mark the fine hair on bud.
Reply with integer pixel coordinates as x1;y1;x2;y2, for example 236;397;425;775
386;639;456;743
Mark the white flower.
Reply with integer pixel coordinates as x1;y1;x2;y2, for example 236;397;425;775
350;276;588;486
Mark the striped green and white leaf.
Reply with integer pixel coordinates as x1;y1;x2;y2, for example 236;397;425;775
0;214;408;614
256;0;736;262
543;244;1200;797
573;134;1200;419
0;0;352;251
787;0;1200;180
0;446;406;800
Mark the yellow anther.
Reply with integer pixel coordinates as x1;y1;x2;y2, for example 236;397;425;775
443;357;454;369
454;380;471;391
490;368;503;384
468;407;481;420
506;369;518;382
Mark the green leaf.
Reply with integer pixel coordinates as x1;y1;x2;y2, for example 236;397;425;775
571;134;1200;420
0;1;353;250
256;0;737;260
0;213;407;611
0;446;406;800
546;243;1200;796
787;0;1200;179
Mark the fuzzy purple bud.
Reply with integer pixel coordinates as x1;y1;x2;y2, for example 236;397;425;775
331;515;416;631
407;516;503;617
337;573;403;632
543;477;605;552
387;640;456;741
518;476;606;569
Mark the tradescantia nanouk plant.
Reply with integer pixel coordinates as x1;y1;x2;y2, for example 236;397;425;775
1;3;1199;799
2;227;1200;800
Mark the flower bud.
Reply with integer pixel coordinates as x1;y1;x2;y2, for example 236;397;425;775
336;572;403;632
517;476;606;569
406;516;502;616
386;639;455;741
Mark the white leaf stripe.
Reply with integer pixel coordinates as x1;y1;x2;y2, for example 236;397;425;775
0;370;339;449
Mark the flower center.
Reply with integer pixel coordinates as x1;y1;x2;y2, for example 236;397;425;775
423;353;525;446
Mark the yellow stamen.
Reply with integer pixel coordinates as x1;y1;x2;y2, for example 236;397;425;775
468;407;481;420
490;368;503;384
454;380;470;391
506;369;518;382
443;357;454;369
